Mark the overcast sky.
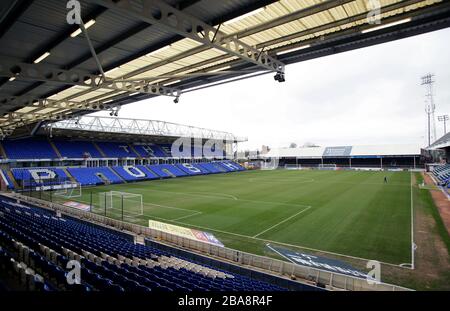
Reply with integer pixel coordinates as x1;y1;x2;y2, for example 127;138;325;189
94;27;450;151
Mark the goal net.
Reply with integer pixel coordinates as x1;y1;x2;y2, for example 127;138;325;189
54;181;82;198
318;164;337;170
260;161;278;170
98;191;143;217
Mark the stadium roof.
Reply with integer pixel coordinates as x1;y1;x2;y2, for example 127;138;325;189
265;144;423;158
40;115;247;143
1;0;450;137
427;132;450;150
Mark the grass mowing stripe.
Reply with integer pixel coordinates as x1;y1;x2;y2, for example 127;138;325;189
124;185;312;208
64;170;411;265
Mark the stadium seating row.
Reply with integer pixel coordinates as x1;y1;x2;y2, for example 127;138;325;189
0;197;290;291
0;138;225;159
7;161;245;188
431;164;450;187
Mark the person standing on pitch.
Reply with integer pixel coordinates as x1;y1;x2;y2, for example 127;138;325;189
384;176;388;184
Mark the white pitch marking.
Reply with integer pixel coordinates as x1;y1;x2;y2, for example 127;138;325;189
75;197;203;219
76;195;409;269
185;191;238;200
150;216;408;269
171;211;203;222
143;201;198;213
252;206;312;238
248;178;315;184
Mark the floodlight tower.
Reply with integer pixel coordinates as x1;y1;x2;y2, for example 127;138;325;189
421;74;437;146
438;115;449;135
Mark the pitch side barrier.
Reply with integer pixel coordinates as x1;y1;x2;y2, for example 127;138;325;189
2;192;412;292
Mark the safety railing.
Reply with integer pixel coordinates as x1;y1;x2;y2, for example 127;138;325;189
4;192;412;291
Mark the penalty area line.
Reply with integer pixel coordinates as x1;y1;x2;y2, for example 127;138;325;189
128;186;311;208
171;211;203;221
74;197;203;221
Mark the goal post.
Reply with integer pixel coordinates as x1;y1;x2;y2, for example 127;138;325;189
284;164;301;170
53;181;82;198
318;163;337;170
98;191;143;217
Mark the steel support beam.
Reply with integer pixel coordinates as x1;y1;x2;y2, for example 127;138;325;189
0;91;134;133
0;58;181;97
116;69;264;82
0;94;118;112
46;0;362;105
87;0;285;73
259;0;426;50
11;0;274;98
42;0;449;118
235;0;354;40
44;115;248;142
0;111;77;131
79;18;106;80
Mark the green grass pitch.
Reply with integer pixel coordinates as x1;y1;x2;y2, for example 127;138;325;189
59;169;413;265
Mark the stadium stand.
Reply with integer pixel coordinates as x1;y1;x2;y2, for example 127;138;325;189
135;165;161;180
265;145;423;169
112;166;158;182
192;145;204;158
191;163;212;174
147;164;188;178
12;168;69;188
0;197;293;291
2;161;245;189
159;145;173;158
0;138;230;160
1;139;57;159
53;140;102;159
95;142;138;158
432;164;450;186
218;161;246;172
146;165;174;178
1;170;15;190
176;163;204;176
133;144;168;158
67;168;124;186
197;163;222;174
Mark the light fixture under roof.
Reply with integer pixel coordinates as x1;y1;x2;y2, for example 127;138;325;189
223;7;265;25
208;65;231;73
106;67;121;74
276;44;311;55
70;19;96;38
361;18;412;34
164;79;181;86
33;52;50;64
